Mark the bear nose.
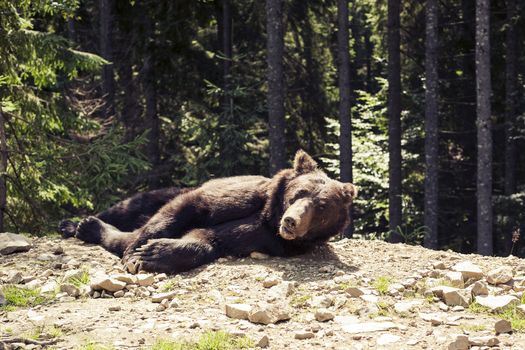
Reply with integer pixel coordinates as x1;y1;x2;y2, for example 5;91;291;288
284;216;296;229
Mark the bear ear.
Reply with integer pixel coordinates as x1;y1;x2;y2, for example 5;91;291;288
293;149;318;175
342;183;358;201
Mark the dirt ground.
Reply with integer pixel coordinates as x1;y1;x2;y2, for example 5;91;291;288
2;236;525;349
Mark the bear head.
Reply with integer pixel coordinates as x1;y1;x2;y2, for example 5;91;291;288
264;150;357;242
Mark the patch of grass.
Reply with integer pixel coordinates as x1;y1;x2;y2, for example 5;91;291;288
468;301;525;332
373;276;391;295
0;286;46;310
68;271;90;288
161;280;177;292
25;325;62;341
459;323;488;332
78;341;114;350
151;331;253;350
290;294;311;308
375;300;392;317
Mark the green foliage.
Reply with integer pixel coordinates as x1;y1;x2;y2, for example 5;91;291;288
150;331;254;350
373;276;391;295
0;286;46;309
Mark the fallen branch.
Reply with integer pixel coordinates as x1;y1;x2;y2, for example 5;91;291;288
0;337;58;346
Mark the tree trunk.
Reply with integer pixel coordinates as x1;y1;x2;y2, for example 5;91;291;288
504;0;517;196
143;14;160;189
0;108;7;232
338;0;353;238
424;0;439;250
387;0;402;242
99;0;115;118
266;0;286;174
223;0;233;114
476;0;493;256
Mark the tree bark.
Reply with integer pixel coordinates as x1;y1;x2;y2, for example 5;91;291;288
0;107;7;232
476;0;493;255
504;0;517;196
222;0;233;117
99;0;115;118
266;0;286;174
338;0;353;238
143;14;160;189
387;0;402;242
424;0;439;250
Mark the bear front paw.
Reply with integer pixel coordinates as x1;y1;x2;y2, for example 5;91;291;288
58;219;78;238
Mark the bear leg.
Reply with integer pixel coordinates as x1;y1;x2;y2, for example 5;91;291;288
127;232;218;274
76;216;135;257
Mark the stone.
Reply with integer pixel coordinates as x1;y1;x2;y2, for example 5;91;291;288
114;290;125;298
340;321;400;334
294;331;314;340
63;269;84;281
487;266;514;285
256;335;269;348
109;306;121;311
469;336;499;347
267;281;294;299
52;245;64;255
419;312;445;326
346;287;368;298
443;288;471;307
125;261;137;274
136;274;155;286
169;298;180;308
452;261;483;280
0;291;5;306
225;304;252;320
262;277;281;288
60;283;80;297
377;333;401;345
394;300;423;314
247;303;291;325
112;273;138;285
432;261;447;270
495;319;512;334
476;295;518;311
470;280;489;296
448;334;470;350
6;271;23;284
360;294;379;303
0;233;31;255
444;271;465;288
151;291;178;303
311;295;334;308
250;252;269;260
314;308;335;322
93;278;126;292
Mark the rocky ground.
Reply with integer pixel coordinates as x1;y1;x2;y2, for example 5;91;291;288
2;234;525;349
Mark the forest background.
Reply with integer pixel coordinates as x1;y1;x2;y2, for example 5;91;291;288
0;0;524;257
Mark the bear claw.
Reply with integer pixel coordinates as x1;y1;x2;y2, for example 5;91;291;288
58;219;78;238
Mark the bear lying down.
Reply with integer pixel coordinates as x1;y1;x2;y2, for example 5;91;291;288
59;150;357;274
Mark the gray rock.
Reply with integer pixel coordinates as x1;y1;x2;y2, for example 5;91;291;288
92;277;126;292
494;319;512;334
0;233;31;255
444;271;464;288
487;266;514;285
60;283;80;297
112;273;137;285
63;269;84;281
469;335;500;347
256;335;269;348
470;280;489;296
452;261;483;281
136;274;155;286
225;303;252;320
340;321;400;334
6;271;23;284
314;308;335;322
394;300;423;314
376;333;401;345
114;290;125;298
294;331;314;340
247;303;291;325
250;252;269;260
475;295;518;311
311;295;334;308
448;334;469;350
443;288;471;307
262;277;281;288
0;291;5;306
151;291;178;303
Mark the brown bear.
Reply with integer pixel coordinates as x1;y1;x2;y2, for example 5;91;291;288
62;150;357;274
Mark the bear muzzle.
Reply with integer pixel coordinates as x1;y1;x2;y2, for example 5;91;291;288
278;198;314;240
